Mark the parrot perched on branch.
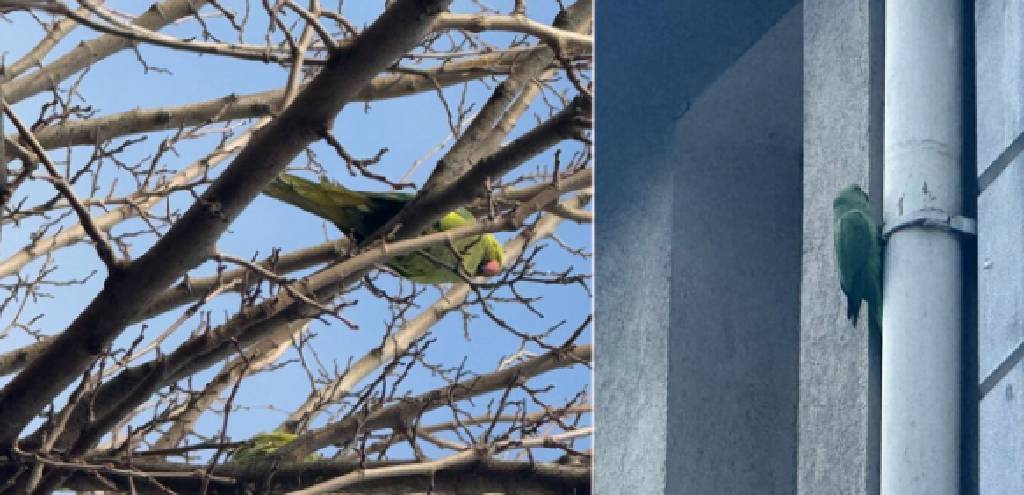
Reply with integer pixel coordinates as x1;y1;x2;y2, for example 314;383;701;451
264;174;504;284
230;431;320;463
833;184;883;334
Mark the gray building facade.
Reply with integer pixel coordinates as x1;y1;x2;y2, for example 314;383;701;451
597;1;1017;493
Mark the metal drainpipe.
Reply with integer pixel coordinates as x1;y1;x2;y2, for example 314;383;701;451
882;0;966;494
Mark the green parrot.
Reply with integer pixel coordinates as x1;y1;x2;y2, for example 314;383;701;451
833;184;883;334
230;431;320;463
264;174;504;284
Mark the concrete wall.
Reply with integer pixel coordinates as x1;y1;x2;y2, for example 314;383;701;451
976;1;1024;492
798;1;885;494
594;1;1016;493
668;5;802;493
595;2;798;493
593;106;672;493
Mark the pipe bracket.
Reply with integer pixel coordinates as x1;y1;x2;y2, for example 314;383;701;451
882;207;977;241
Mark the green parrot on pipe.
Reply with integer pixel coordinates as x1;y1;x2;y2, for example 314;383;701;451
264;174;504;284
833;184;883;334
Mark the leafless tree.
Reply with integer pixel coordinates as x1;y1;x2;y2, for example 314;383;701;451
0;0;593;493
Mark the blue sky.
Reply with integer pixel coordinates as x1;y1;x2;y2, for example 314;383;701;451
1;0;592;466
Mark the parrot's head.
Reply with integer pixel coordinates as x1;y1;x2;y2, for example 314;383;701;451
834;184;870;214
478;234;504;277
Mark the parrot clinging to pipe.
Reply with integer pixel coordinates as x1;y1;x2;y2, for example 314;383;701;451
833;184;883;334
264;174;504;284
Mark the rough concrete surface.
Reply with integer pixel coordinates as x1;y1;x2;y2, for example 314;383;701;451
668;5;802;493
799;1;884;494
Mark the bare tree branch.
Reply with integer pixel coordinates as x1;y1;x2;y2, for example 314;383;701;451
290;427;592;494
26;168;588;454
418;1;592;194
3;1;592;69
0;0;453;445
0;2;592;491
0;456;589;493
435;13;592;53
281;192;592;433
2;0;213;104
2;102;121;270
381;93;591;244
0;48;544;162
152;323;307;449
277;343;591;460
0;118;255;278
6;3;97;80
0;171;589;382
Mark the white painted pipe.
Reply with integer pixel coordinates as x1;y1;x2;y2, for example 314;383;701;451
882;1;963;494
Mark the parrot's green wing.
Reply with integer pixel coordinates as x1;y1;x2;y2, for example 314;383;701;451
833;184;883;334
835;209;874;325
387;208;495;284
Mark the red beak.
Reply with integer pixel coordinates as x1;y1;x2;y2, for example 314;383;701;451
480;260;501;277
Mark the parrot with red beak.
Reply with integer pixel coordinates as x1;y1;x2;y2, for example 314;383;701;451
264;174;504;284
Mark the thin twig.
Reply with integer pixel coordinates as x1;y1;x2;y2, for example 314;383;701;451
2;102;121;270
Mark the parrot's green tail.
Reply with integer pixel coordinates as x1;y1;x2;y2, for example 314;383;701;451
264;174;391;238
263;174;413;239
264;174;368;224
